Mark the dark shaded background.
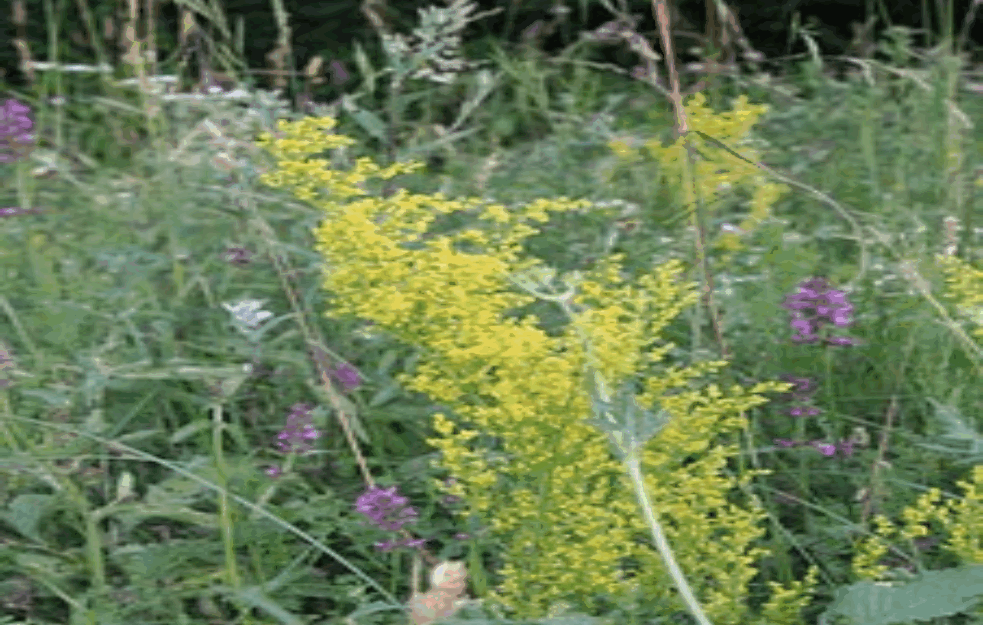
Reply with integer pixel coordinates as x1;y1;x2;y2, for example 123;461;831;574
1;0;980;98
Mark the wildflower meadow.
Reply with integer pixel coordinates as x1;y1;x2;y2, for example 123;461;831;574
1;0;982;624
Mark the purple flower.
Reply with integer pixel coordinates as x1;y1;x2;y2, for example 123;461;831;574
784;376;813;393
374;537;427;552
0;99;35;163
375;539;400;552
776;438;856;458
836;439;855;457
812;442;837;457
782;277;857;346
223;246;253;266
274;403;321;454
330;363;362;391
355;485;419;531
1;206;41;218
777;374;822;418
329;60;350;85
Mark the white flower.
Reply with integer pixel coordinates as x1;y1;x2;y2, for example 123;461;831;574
222;298;273;330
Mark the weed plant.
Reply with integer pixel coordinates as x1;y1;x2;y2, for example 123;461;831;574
1;1;982;624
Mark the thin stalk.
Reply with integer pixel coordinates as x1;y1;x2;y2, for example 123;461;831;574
42;0;65;151
624;454;714;625
651;0;728;359
212;402;242;591
553;289;712;625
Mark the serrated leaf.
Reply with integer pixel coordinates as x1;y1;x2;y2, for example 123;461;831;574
584;374;670;459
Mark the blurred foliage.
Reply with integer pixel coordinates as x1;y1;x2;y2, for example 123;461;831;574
3;0;980;97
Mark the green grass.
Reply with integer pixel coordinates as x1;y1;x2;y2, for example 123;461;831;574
1;3;982;624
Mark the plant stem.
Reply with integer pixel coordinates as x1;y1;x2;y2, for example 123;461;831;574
623;453;714;625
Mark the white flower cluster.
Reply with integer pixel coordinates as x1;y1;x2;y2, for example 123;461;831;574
383;0;496;86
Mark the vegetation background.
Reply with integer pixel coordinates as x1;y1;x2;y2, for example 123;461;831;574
1;0;982;624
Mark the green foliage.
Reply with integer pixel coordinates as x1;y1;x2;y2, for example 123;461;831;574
820;565;983;625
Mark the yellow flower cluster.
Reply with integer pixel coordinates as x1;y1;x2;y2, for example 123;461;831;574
608;92;787;258
935;254;983;338
852;465;983;580
853;255;983;580
256;117;811;623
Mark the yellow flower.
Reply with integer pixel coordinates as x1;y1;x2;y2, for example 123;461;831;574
257;116;811;624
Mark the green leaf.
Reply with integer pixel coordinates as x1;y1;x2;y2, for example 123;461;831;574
369;381;403;408
450;69;498;131
583;371;671;459
341;95;388;145
19;387;73;408
103;503;219;530
224;585;305;625
307;379;369;443
1;493;55;543
818;565;983;625
353;41;376;96
170;420;209;444
928;396;983;453
345;600;403;620
376;350;399;378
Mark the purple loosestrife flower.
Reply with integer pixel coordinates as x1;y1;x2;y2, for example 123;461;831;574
223;245;254;266
1;206;44;218
782;277;857;346
775;438;855;458
330;362;362;392
812;442;837;457
777;374;822;419
0;99;35;163
275;403;321;454
355;485;419;532
376;537;428;552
